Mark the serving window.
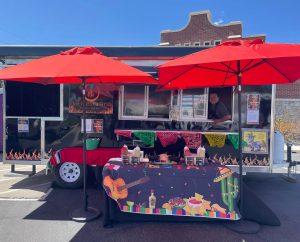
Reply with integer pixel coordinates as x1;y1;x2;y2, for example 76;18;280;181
180;88;208;120
120;85;172;120
119;85;233;122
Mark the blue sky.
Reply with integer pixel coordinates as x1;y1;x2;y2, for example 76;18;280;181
0;0;299;46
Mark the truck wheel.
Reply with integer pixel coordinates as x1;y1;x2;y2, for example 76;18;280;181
54;162;84;188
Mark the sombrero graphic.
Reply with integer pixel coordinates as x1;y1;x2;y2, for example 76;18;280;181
213;167;234;182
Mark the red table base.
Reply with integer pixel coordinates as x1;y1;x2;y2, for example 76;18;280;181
50;147;121;166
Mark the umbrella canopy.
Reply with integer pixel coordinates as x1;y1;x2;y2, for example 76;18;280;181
0;46;157;84
157;39;300;224
158;39;300;89
0;46;157;222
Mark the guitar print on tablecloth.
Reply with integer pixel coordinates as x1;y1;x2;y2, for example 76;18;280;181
103;159;240;220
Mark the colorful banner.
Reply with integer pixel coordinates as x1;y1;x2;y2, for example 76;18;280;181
204;133;226;148
156;131;179;148
133;131;155;147
180;132;202;149
115;130;132;139
103;160;240;220
227;134;239;150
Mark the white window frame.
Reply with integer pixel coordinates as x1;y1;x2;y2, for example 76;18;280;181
119;85;172;121
206;87;235;123
184;43;191;46
203;41;211;46
179;89;209;121
119;85;147;120
194;42;201;46
119;86;234;123
214;40;222;46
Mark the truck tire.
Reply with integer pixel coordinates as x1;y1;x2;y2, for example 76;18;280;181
54;162;84;188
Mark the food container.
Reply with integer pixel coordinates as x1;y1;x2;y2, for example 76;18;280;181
86;138;100;150
184;155;205;166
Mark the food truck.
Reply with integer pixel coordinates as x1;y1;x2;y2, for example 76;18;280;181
1;45;276;189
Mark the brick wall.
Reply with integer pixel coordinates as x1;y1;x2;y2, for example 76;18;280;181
276;81;300;99
160;10;266;46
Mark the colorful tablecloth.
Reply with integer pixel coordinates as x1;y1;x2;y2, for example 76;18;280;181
50;147;121;166
103;159;240;220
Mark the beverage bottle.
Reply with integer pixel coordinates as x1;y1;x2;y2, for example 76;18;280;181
149;189;156;209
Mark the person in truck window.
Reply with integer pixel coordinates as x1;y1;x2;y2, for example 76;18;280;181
208;92;231;125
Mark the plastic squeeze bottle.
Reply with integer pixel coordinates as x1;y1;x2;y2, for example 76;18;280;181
184;146;191;156
133;145;141;157
121;144;128;156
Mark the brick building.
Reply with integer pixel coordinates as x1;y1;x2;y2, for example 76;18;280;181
160;10;266;47
160;10;300;143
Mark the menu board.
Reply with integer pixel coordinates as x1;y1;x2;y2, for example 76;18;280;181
246;94;260;124
81;119;103;133
69;84;113;114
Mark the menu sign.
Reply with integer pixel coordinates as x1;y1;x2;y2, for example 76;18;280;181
246;94;260;124
81;119;103;133
69;84;113;114
18;118;29;133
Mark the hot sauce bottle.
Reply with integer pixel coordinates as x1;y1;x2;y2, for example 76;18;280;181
121;144;128;156
149;189;156;209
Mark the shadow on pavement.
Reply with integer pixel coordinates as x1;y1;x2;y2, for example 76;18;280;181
23;174;300;242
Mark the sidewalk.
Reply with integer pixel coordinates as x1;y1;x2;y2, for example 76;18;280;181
0;154;53;200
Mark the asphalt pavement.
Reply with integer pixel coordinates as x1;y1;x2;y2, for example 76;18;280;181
1;174;300;242
0;152;300;241
0;159;53;200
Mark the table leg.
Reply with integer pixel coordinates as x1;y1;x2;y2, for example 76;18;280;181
103;189;113;228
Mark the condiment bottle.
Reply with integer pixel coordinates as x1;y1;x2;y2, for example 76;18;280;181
197;146;206;158
133;145;141;158
149;189;156;209
200;146;206;158
184;146;191;156
121;144;128;156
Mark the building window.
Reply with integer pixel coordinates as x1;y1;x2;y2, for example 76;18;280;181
180;88;208;120
184;43;191;46
204;41;211;46
174;44;181;46
194;42;200;46
214;40;222;46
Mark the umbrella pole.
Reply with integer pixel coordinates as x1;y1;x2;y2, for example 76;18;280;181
82;78;88;211
237;61;243;214
71;77;102;222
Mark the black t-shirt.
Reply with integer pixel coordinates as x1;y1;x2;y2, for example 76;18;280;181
208;101;229;119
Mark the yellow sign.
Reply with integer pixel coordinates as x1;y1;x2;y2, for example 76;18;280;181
242;129;268;154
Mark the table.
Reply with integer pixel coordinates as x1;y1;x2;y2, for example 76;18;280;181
103;159;240;225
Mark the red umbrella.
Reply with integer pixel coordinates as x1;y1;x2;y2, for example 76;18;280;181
0;47;156;84
0;46;157;221
158;39;300;89
158;39;300;221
